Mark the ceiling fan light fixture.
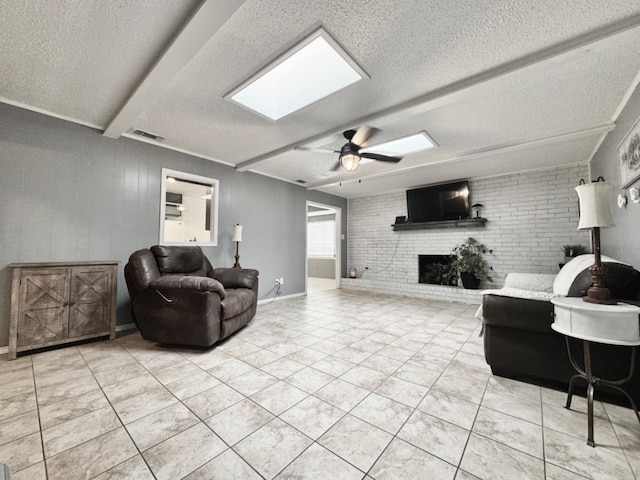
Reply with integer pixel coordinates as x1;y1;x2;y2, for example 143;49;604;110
340;153;361;171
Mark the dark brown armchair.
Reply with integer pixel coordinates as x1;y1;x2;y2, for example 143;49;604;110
124;245;259;347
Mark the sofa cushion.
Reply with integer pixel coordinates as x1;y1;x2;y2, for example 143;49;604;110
213;268;259;289
221;289;256;320
504;273;556;292
151;245;209;276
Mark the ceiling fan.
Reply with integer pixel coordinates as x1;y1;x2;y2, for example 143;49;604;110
296;126;403;172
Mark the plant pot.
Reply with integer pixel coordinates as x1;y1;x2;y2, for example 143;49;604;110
460;272;481;289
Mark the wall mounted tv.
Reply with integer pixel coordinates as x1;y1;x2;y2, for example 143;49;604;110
406;180;470;223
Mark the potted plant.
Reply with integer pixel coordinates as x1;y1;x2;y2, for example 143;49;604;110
450;237;493;289
562;244;587;264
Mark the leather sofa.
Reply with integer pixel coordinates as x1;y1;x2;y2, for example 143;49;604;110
482;255;640;404
124;245;259;347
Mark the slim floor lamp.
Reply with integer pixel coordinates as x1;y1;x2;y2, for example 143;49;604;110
232;224;243;268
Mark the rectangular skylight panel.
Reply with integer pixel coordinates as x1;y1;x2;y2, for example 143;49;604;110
360;132;437;156
228;30;367;120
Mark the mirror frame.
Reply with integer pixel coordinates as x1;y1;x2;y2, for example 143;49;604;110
159;168;220;246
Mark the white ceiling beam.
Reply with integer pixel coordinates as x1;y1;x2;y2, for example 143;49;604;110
103;0;245;138
236;14;640;172
306;123;616;190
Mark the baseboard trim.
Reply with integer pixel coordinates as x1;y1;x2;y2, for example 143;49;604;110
116;323;136;332
258;292;306;305
0;346;7;355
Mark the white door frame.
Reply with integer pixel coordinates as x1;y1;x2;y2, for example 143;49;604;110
306;201;342;292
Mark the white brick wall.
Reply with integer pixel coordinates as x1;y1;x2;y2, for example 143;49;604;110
347;164;590;293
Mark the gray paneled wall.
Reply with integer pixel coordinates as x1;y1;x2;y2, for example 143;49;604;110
591;85;640;268
0;103;347;347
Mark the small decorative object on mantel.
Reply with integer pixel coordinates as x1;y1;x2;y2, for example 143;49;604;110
349;267;358;278
629;186;640;204
618;115;640;188
618;193;628;208
232;224;243;268
450;237;493;289
471;203;483;219
575;178;615;304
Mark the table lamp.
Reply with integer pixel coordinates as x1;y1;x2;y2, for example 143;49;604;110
232;224;243;268
574;177;615;305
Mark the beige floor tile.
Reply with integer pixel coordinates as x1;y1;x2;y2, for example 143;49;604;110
0;432;43;473
143;423;227;480
184;448;262;479
163;369;221;400
0;390;36;421
311;356;356;377
397;410;470;466
45;427;137;480
42;406;121;457
544;427;635;479
340;365;388;390
250;380;308;415
13;461;47;480
260;357;306;379
92;455;155;479
234;418;313;479
318;414;392;473
227;368;279;396
111;385;178;424
183;383;245;420
35;373;98;406
375;375;430;408
280;396;346;439
92;362;148;387
417;389;479;430
206;398;275;445
314;378;370;411
125;402;200;451
285;366;335;393
351;393;413;434
41;389;109;431
148;359;203;384
0;410;40;446
278;443;364;479
472;406;543;459
369;437;457;480
460;433;545;480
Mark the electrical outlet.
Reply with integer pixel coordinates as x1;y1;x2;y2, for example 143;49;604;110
275;278;280;286
279;277;284;285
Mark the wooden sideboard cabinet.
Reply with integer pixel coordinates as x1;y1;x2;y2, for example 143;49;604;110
9;261;118;360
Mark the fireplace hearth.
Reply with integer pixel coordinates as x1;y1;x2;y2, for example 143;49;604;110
419;254;456;285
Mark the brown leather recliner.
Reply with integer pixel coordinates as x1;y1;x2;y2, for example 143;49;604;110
124;245;259;347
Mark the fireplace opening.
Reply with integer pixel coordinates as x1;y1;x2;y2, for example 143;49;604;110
419;255;457;285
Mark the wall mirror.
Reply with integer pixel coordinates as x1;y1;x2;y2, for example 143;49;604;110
160;168;219;246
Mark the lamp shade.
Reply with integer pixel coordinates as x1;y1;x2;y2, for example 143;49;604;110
232;224;243;242
340;153;360;172
575;182;614;229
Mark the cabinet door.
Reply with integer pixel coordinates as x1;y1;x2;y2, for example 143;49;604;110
68;266;112;337
17;269;70;347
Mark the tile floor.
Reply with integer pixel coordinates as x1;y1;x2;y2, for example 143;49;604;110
1;289;639;479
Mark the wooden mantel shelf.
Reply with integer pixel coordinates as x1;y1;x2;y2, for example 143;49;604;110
392;218;487;231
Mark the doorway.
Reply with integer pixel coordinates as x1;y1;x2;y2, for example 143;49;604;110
306;202;341;293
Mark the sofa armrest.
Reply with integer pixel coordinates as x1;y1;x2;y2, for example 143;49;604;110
149;276;226;299
212;268;259;289
482;293;555;334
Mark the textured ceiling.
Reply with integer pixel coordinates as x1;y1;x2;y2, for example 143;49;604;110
0;0;639;198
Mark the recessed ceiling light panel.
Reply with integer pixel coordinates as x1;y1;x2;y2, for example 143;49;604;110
226;28;368;121
360;131;437;156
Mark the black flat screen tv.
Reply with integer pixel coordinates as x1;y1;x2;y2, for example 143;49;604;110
406;180;470;223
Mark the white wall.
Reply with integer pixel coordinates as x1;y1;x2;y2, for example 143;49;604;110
347;163;590;289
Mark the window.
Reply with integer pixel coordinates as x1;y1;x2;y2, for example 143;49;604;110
307;219;336;257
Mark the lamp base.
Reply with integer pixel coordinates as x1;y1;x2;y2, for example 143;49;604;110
582;287;616;305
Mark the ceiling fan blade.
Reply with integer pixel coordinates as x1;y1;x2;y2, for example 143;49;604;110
351;126;379;146
293;146;337;154
330;160;341;171
360;152;403;163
